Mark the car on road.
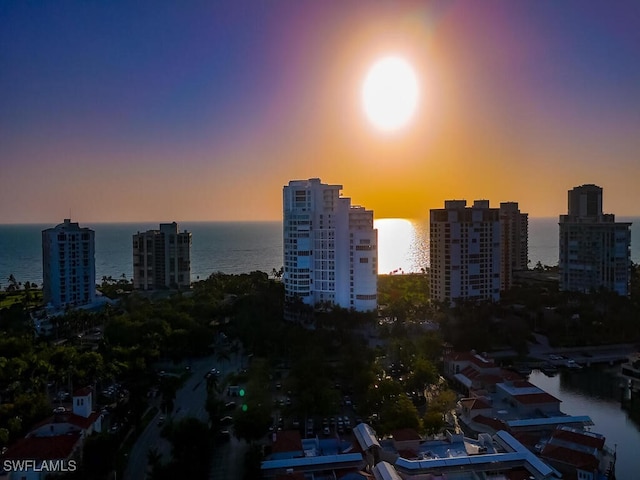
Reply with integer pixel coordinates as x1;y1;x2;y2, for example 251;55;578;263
157;415;166;426
220;416;233;425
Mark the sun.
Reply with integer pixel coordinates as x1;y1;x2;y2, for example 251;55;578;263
362;56;419;132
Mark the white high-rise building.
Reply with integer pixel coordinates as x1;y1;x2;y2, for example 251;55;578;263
42;219;95;308
283;178;377;312
133;222;192;290
430;200;501;304
559;184;631;296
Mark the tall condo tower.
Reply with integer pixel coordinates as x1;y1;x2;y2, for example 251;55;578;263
499;202;529;291
283;178;377;312
42;219;96;308
133;222;192;290
559;184;631;295
430;200;501;304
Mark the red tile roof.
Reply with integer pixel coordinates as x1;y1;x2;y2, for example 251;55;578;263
473;415;509;432
32;412;101;432
542;444;599;470
397;449;419;459
391;428;421;442
477;374;503;385
460;366;480;379
551;428;605;450
447;352;496;368
460;397;491;410
66;412;101;429
3;432;81;460
73;386;92;397
500;370;524;382
512;432;542;450
272;430;303;454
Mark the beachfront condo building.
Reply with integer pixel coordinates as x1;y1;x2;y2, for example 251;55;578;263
283;178;377;312
133;222;192;290
42;219;96;308
430;200;501;304
559;184;631;296
499;202;529;291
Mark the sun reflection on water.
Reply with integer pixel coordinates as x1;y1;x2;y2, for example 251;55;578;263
374;218;429;274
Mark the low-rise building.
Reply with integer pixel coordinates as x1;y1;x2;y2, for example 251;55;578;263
1;388;102;480
352;426;561;480
133;222;191;290
261;430;364;479
540;426;615;480
444;350;521;394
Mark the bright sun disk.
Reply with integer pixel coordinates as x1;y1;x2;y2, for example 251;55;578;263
362;56;419;132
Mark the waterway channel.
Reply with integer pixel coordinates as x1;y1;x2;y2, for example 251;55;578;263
528;368;640;479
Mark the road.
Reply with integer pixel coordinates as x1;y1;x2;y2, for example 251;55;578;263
124;347;247;480
527;333;637;365
123;354;221;480
210;434;247;480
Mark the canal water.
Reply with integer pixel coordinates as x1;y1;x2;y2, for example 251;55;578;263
529;368;640;479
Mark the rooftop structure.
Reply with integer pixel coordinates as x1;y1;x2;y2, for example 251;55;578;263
42;219;95;308
2;388;102;478
283;178;377;313
430;200;501;303
540;426;614;480
133;222;192;290
262;430;363;479
352;426;561;480
559;184;631;296
499;202;529;291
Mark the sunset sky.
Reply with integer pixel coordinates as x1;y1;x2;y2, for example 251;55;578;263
1;1;639;223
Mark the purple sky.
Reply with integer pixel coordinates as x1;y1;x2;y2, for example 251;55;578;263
1;1;639;222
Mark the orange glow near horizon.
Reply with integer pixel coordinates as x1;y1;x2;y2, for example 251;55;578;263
2;3;640;224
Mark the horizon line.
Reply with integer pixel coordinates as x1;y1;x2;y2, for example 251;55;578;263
2;215;640;226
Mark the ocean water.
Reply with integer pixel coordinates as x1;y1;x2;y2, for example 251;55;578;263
0;222;283;287
0;218;638;286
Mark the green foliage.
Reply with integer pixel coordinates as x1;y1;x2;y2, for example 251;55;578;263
430;389;456;413
377;273;432;323
153;417;212;479
422;410;445;436
405;358;438;392
379;394;421;434
233;403;272;444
